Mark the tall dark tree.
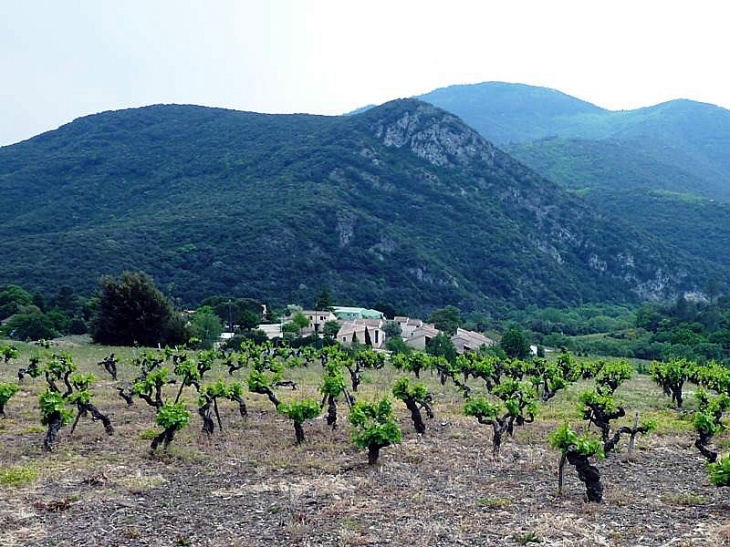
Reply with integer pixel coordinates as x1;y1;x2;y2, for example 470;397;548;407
315;289;335;311
91;271;188;346
428;306;461;336
500;325;531;359
0;285;33;320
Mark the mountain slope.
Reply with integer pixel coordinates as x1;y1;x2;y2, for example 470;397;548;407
418;82;606;144
416;82;730;268
418;82;730;201
0;100;719;312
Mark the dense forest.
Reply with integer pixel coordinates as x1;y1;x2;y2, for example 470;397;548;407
0;100;721;316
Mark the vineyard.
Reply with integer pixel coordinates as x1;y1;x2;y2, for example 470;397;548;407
0;338;729;546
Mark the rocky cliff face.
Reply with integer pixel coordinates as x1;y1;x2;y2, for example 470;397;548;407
358;99;713;302
372;102;497;168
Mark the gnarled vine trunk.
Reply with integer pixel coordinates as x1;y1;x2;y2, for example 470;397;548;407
566;449;603;502
294;422;305;444
368;444;383;465
70;403;114;436
43;411;65;452
150;426;178;452
325;395;337;429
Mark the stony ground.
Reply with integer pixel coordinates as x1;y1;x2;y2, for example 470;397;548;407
1;340;729;546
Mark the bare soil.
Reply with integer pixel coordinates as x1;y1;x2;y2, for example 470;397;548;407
1;345;729;546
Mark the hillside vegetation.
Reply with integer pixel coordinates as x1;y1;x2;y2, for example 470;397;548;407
0;99;716;312
418;82;730;270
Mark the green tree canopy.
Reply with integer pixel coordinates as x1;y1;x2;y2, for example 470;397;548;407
0;285;33;320
428;306;461;336
315;288;335;311
500;325;531;359
1;305;56;340
90;271;188;347
190;306;223;349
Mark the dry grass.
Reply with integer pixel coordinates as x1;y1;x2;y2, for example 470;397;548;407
0;339;729;546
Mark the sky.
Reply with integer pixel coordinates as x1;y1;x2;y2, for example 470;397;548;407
1;0;729;146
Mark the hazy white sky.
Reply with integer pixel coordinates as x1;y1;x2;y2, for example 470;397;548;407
1;0;729;146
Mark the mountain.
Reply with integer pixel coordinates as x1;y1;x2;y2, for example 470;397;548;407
417;82;730;267
418;82;607;144
0;100;719;313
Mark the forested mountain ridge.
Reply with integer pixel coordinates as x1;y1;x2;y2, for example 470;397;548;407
419;81;730;201
417;82;730;269
0;99;719;313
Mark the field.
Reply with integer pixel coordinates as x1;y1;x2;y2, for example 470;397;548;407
1;338;729;547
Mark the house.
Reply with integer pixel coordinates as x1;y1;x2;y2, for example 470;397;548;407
336;318;386;349
451;328;495;354
299;310;338;335
393;316;424;338
404;324;441;351
257;323;283;340
333;306;384;322
282;309;337;337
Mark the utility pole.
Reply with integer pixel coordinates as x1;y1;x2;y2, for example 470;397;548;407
227;299;233;333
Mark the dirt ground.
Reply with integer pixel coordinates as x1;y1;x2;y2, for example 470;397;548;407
1;342;729;546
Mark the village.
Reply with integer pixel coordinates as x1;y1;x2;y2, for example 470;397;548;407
252;306;496;354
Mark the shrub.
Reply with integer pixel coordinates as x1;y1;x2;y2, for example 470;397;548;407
0;383;20;416
349;398;402;465
277;399;320;444
392;377;433;435
549;423;604;502
152;402;190;452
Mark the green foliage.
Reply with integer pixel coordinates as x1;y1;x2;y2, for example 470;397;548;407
391;351;431;377
707;456;730;487
91;271;188;347
693;392;730;438
549;423;604;459
46;352;77;379
320;361;346;398
0;383;20;406
500;326;531;359
290;312;311;333
0;101;717;313
38;391;73;426
156;402;190;430
69;373;96;391
0;344;20;362
277;399;320;424
428;306;461;336
385;336;410;354
650;358;690;385
314;289;335;312
133;367;170;396
349;398;402;450
463;397;500;421
174;359;201;386
426;333;457;364
492;379;538;419
579;390;619;415
0;285;33;320
189;306;223;349
1;306;57;340
392;377;430;404
382;320;402;339
247;369;277;393
595;359;633;394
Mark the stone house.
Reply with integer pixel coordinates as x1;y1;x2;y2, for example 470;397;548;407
336;318;386;349
404;324;441;351
451;328;495;354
